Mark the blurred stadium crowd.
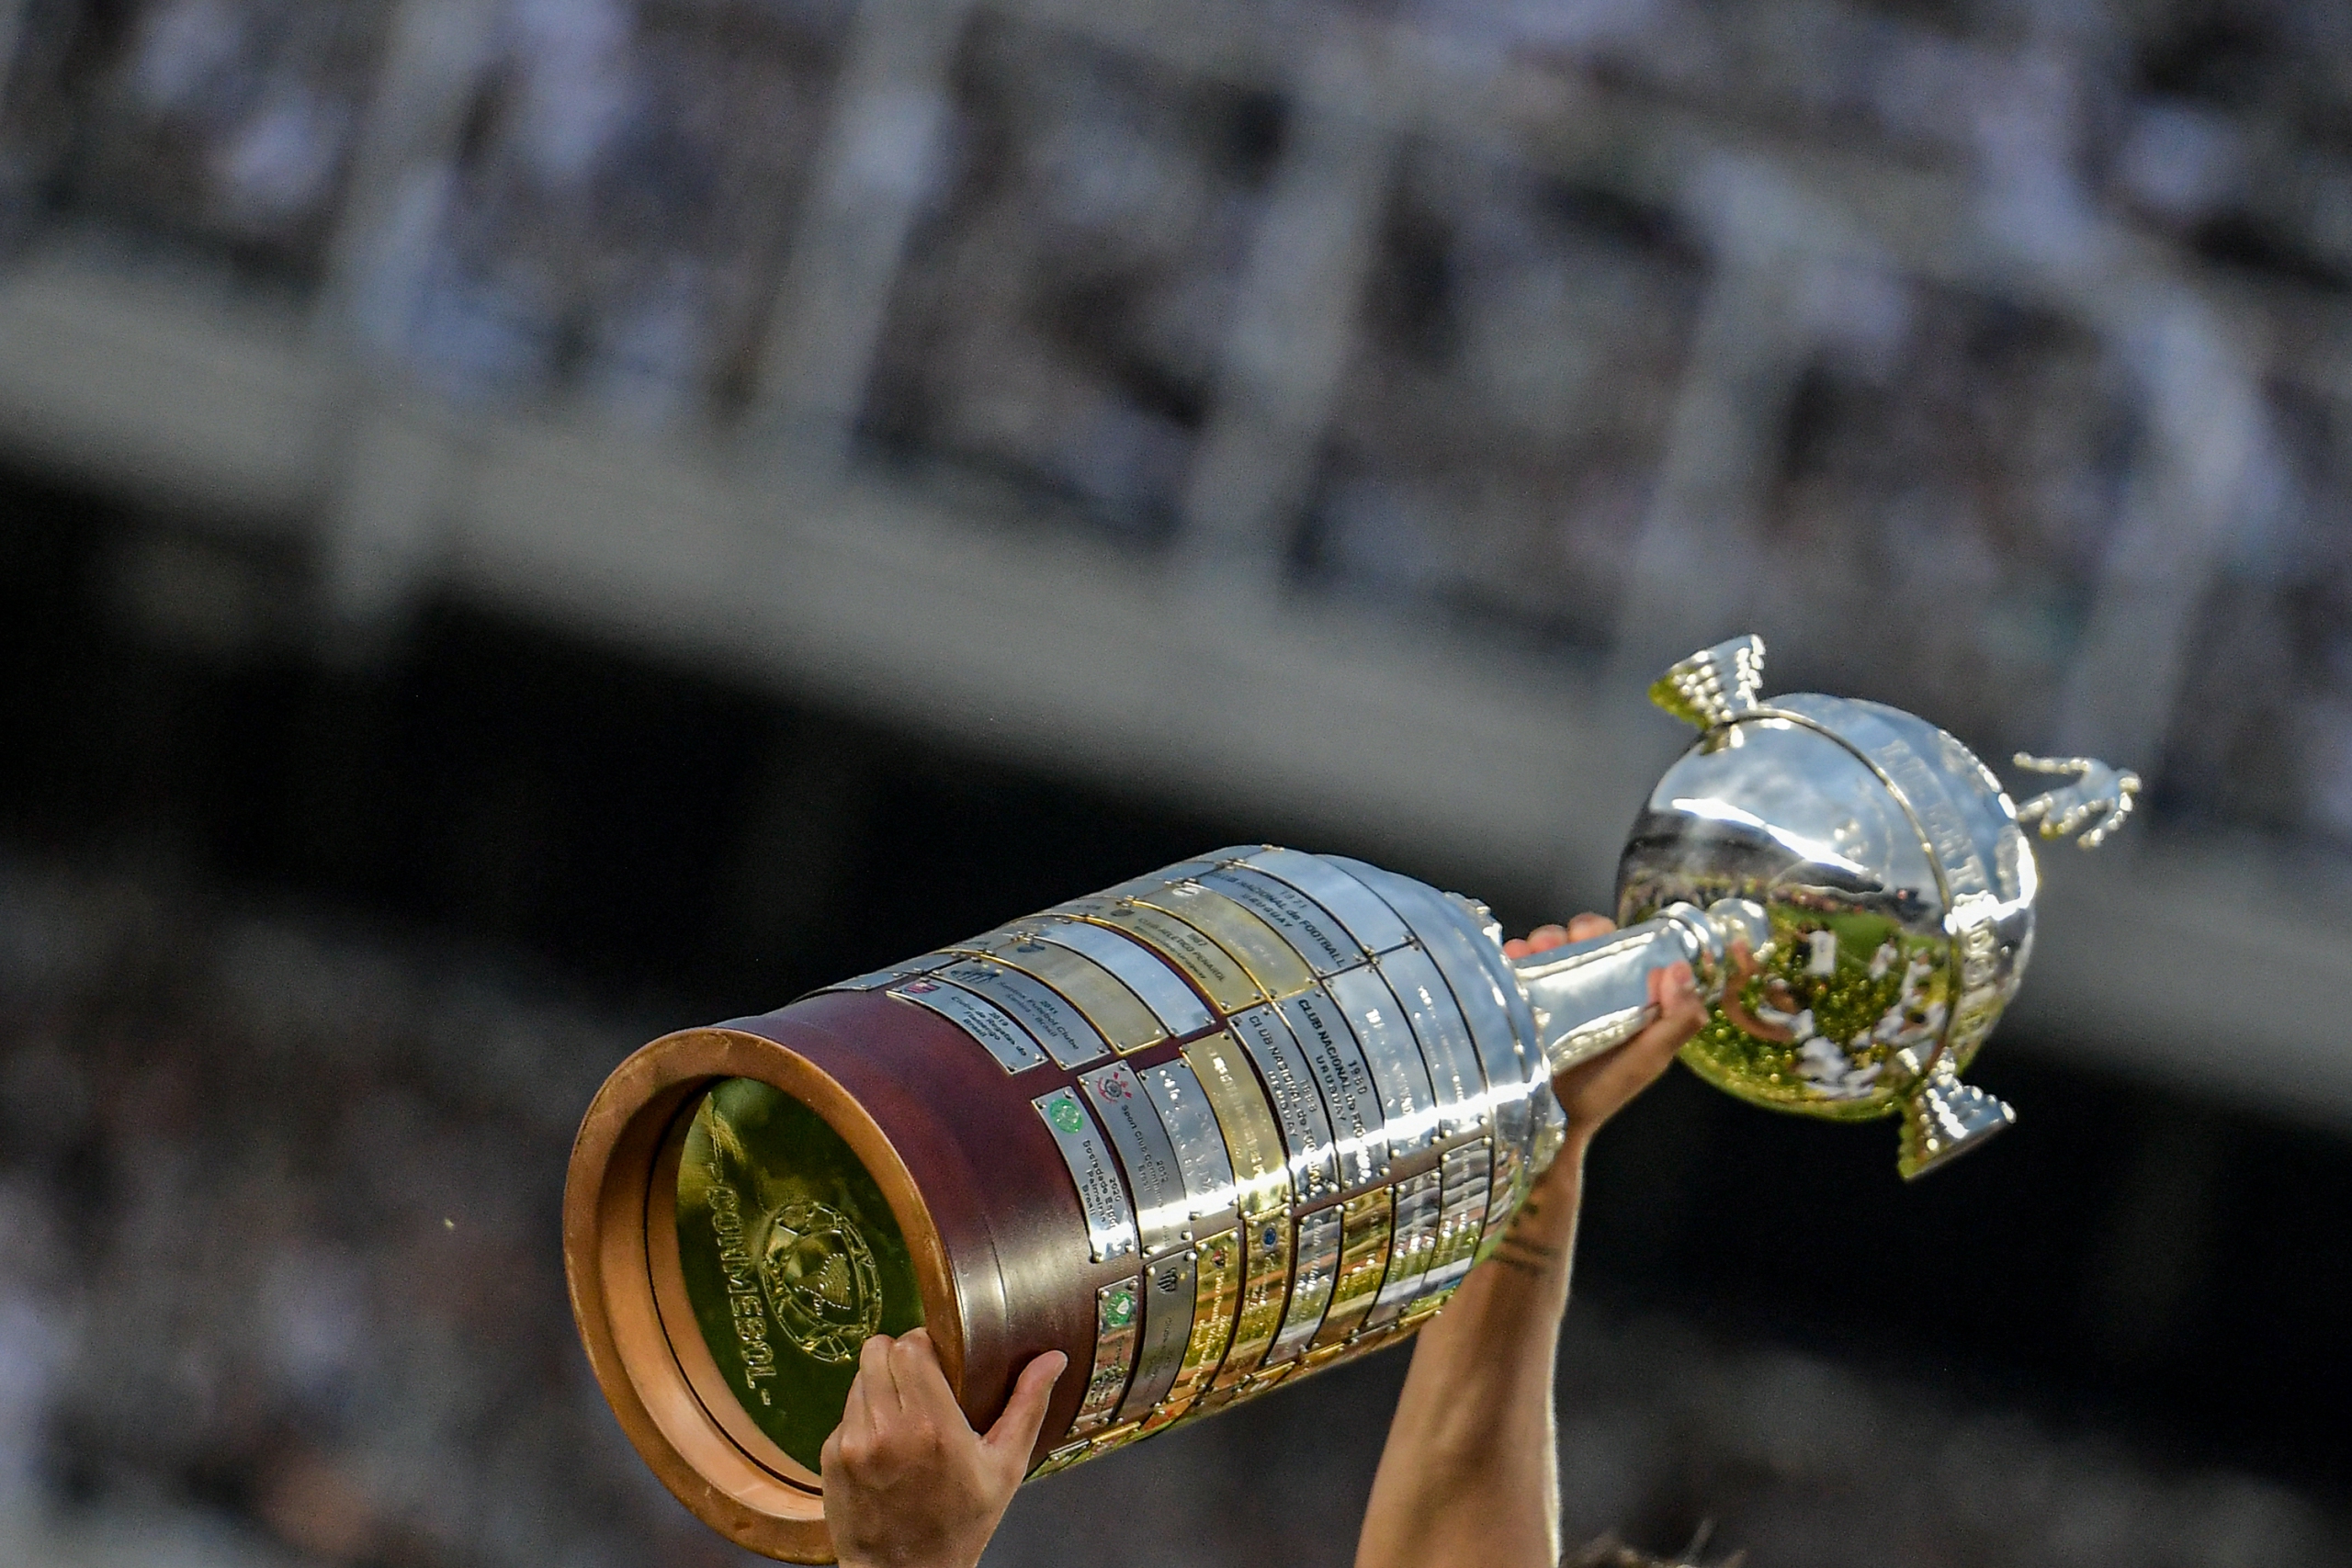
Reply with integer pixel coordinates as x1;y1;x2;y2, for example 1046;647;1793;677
2;0;2351;1563
0;852;2342;1568
0;0;2344;824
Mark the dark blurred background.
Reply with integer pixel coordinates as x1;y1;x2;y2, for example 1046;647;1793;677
2;0;2351;1563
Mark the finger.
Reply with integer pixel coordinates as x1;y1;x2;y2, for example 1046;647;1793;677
1502;923;1572;960
1565;913;1615;942
830;1361;875;1476
1555;962;1701;1114
859;1333;903;1415
983;1350;1069;1457
889;1327;966;1431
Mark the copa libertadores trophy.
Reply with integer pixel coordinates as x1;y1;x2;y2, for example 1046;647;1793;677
563;636;2139;1561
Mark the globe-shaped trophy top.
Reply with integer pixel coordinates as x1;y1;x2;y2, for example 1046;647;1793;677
1614;660;2041;1123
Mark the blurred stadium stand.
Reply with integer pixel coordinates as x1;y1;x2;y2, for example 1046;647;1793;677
2;0;2351;1562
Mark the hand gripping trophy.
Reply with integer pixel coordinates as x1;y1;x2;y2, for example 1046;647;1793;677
561;636;2139;1561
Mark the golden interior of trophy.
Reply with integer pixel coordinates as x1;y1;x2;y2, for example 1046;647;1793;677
563;1026;960;1564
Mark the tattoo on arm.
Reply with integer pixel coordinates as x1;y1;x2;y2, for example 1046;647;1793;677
1488;1197;1571;1278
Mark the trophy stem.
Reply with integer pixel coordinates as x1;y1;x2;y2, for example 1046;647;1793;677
1509;899;1769;1077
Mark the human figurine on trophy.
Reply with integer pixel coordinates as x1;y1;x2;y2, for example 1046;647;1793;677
560;634;2139;1562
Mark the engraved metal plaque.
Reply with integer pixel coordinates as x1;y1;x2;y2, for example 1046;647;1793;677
945;961;1111;1070
1398;919;1536;1173
1410;1140;1493;1314
1227;1004;1341;1203
1035;917;1217;1039
1366;1168;1443;1328
1145;1226;1239;1430
1378;945;1489;1141
1325;964;1441;1159
1139;1057;1239;1234
1116;1249;1197;1423
1275;987;1389;1192
983;937;1168;1054
1032;1088;1139;1263
888;979;1048;1074
1193;866;1360;976
1310;1188;1395;1350
1180;1036;1290;1218
1216;1207;1292;1391
1181;1036;1293;1392
1266;1203;1343;1366
1071;1276;1142;1438
1079;1062;1191;1257
1135;883;1317;1000
1091;902;1265;1014
1238;848;1414;954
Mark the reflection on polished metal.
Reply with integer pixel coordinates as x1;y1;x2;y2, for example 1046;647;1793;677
1612;635;2137;1174
562;632;2132;1561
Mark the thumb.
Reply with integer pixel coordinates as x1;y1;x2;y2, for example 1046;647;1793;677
981;1350;1069;1457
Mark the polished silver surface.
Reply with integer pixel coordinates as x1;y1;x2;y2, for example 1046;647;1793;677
1070;1276;1143;1438
971;934;1170;1055
1276;987;1389;1192
1194;865;1362;975
943;960;1111;1070
1139;1057;1241;1236
888;978;1050;1074
1030;1087;1139;1264
1035;916;1219;1039
1410;1139;1494;1313
1611;634;2135;1175
1265;1204;1342;1366
1115;1249;1197;1424
1510;899;1768;1075
1365;1168;1443;1328
1376;945;1488;1142
1239;848;1415;954
1080;1062;1193;1258
1227;1003;1343;1203
1325;964;1442;1158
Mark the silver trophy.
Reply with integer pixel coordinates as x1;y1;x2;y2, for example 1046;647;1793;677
561;633;2144;1552
1501;634;2139;1178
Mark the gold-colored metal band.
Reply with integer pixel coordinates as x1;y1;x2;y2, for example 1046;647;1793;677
956;933;1169;1054
1140;1227;1241;1432
1078;1419;1147;1461
1364;1167;1444;1329
1027;1438;1091;1479
1216;1208;1293;1389
1302;1319;1408;1372
1084;901;1265;1014
1265;1203;1343;1365
1309;1188;1395;1351
1180;1035;1290;1217
1134;883;1317;1001
1408;1139;1492;1317
1180;1037;1294;1387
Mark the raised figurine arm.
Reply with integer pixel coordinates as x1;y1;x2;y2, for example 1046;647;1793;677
2012;752;2142;849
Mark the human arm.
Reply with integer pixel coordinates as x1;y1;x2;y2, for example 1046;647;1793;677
820;1327;1068;1568
1354;916;1708;1568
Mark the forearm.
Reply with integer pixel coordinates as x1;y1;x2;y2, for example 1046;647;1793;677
1353;1142;1588;1568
